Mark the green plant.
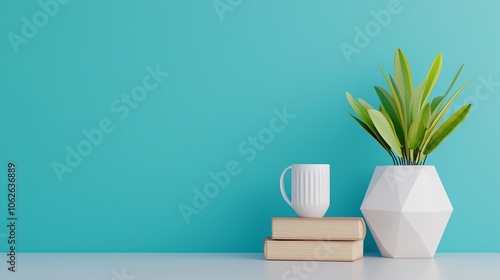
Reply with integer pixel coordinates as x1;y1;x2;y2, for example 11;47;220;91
346;49;472;165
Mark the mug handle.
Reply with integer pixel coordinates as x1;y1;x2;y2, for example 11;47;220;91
280;165;293;207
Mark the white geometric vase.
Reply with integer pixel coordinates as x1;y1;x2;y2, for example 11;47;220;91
360;166;453;258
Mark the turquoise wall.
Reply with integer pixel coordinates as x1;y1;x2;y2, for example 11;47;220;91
1;0;499;253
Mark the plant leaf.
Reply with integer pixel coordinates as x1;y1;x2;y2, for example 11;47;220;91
421;81;472;154
390;75;407;119
390;75;408;148
441;65;465;101
347;113;391;152
430;96;444;113
421;103;432;130
421;53;442;106
380;104;390;120
409;78;428;123
358;98;374;110
374;86;396;113
346;92;371;122
367;109;403;157
374;86;405;145
428;65;464;122
408;109;425;149
429;81;471;128
394;48;413;107
346;93;391;150
378;65;405;124
425;104;471;154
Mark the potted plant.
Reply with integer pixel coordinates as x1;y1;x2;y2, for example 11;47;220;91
346;49;471;258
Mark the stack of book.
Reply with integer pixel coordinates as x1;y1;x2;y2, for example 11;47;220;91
264;217;366;261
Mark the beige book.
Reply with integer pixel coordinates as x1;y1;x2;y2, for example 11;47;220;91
272;217;366;241
264;238;363;262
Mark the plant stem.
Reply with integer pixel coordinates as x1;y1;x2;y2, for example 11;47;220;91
388;150;396;165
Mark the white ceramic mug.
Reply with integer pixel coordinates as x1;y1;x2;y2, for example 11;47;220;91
279;164;330;217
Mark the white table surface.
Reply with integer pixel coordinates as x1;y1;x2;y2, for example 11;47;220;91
1;253;499;280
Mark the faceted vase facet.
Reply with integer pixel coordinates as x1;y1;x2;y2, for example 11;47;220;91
360;166;453;258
